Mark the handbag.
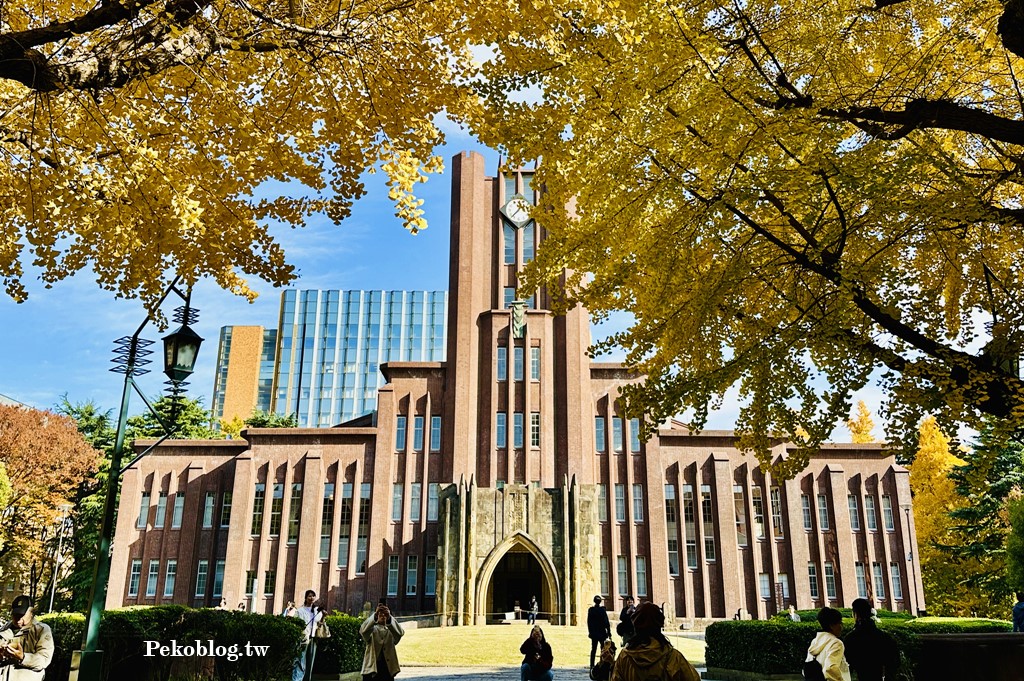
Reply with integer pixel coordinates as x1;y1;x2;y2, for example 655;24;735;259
314;619;331;639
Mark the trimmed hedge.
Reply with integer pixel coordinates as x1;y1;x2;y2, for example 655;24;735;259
773;607;914;621
312;613;366;675
38;606;304;681
706;617;1012;680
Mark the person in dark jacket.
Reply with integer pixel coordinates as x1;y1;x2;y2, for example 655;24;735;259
520;625;554;681
616;596;636;646
1013;592;1024;632
843;599;899;681
587;595;612;669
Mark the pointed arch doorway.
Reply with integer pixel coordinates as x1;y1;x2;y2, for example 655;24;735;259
476;531;559;624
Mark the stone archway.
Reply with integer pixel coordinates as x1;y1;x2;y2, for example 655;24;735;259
475;531;560;624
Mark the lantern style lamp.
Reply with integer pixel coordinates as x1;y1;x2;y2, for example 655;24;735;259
162;323;204;382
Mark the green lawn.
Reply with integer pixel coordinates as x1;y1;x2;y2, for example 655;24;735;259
394;623;706;668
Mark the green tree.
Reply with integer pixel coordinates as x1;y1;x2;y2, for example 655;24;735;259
126;396;222;441
1007;494;1024;594
479;0;1024;472
244;410;299;429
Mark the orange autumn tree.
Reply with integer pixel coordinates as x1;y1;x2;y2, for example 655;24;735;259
0;404;100;585
848;401;877;444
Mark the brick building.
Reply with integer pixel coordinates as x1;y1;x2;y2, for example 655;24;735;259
107;151;925;624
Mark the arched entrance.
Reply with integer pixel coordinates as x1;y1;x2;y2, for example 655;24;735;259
476;531;560;624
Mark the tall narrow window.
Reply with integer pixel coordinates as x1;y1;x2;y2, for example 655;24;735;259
496;412;507;449
513;412;524;448
263;569;275;595
665;485;679;576
882;495;895;531
617;556;628;595
890;562;903;600
504;287;515;308
514;347;524;381
855;562;868;598
320;483;335;560
503;222;516;264
808;563;820;599
801;494;812;531
164;560;177;598
734;485;748;547
406;555;418;595
497;347;507;381
128;559;142;597
427;483;439;521
146;560;160;597
817;494;830;530
338;483;354;569
633;484;644;523
413;416;424;451
430;416;442;452
172;494;185;529
865;495;878;531
250;484;265;535
196;560;209;597
203;491;215;529
387;555;399;596
530;347;541;380
213;559;225;597
287;483;303;543
395;416;407;451
770;487;784;538
636;557;648;597
151;492;166;529
600;557;609;595
595;416;606;453
824;562;837;600
752;486;765;539
392;484;403;522
614;484;626;522
849;495;861;531
612;418;623;452
245;570;256;596
598;484;608;522
873;562;886;600
269;483;284;536
629;418;641;453
356;484;371;573
220;491;232;528
523;221;535;262
683;484;697;568
410;483;422;522
530;412;541;447
778;573;790;599
138;492;150;529
759;573;771;599
425;555;437;596
702;485;716;561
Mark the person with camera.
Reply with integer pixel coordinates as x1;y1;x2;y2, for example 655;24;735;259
0;595;53;681
519;624;554;681
288;590;324;681
360;601;404;681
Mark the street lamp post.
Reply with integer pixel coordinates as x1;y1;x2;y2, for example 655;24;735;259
71;278;203;681
901;502;918;616
48;503;73;613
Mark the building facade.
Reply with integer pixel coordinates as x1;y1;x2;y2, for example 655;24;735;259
109;151;925;624
210;326;277;425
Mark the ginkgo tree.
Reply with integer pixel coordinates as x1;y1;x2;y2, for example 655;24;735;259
0;0;516;308
479;0;1024;471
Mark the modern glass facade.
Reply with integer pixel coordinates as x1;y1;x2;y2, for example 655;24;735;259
273;290;447;426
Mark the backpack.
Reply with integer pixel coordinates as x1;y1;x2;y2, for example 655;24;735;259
803;658;826;681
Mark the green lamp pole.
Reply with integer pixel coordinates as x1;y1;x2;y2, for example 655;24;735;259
72;278;203;681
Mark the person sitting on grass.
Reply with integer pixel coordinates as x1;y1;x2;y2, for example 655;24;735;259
519;625;554;681
610;602;699;681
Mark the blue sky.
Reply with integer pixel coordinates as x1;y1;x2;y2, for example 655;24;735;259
0;124;879;439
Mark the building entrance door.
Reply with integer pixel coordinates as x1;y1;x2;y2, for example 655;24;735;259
489;549;544;621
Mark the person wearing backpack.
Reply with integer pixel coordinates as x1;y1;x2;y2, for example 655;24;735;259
844;599;900;681
804;607;851;681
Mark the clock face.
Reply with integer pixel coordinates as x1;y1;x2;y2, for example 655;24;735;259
501;195;532;228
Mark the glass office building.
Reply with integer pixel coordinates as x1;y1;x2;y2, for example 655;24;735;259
273;290;447;426
210;327;278;425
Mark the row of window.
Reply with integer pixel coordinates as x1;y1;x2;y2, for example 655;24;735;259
801;493;898;532
502;221;536;265
495;412;542;449
136;492;188;530
594;417;642;453
495;346;541;382
385;555;438;597
391;483;442;522
128;558;219;599
394;416;442;452
597;556;649;598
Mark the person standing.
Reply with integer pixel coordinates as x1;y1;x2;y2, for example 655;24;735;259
519;625;554;681
805;607;851;681
1013;592;1024;632
788;605;801;622
528;595;539;625
616;596;636;647
0;595;54;681
844;598;899;681
610;602;698;681
587;595;611;670
288;590;324;681
360;603;404;681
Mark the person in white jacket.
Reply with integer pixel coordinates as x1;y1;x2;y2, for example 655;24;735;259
0;596;54;681
805;607;851;681
360;603;404;681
